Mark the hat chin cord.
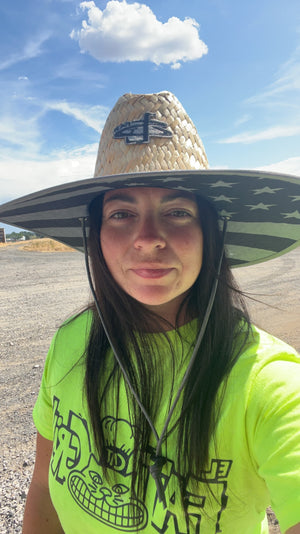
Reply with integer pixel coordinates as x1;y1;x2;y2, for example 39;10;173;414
80;216;228;509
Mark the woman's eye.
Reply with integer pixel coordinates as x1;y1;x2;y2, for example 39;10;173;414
168;210;191;218
110;211;133;220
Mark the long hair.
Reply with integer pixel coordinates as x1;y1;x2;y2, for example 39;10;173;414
84;191;251;502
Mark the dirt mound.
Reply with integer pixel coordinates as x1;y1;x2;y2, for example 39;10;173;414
0;238;74;252
21;238;75;252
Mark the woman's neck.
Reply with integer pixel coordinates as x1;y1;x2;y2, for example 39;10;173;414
143;294;191;332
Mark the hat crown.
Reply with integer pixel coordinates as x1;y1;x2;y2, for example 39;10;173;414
94;91;208;177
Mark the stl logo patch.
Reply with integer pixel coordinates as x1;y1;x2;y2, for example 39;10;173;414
113;112;173;144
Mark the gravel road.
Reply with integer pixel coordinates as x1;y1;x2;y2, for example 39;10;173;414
0;245;89;534
1;244;299;533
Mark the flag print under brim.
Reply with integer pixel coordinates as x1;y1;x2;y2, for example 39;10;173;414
0;169;299;268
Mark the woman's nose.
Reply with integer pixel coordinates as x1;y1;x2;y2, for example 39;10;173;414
133;216;166;250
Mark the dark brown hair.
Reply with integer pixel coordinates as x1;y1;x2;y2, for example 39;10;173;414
84;190;251;503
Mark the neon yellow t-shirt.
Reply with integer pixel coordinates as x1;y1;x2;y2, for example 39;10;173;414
33;311;300;534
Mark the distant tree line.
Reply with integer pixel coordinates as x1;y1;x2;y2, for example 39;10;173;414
6;231;39;241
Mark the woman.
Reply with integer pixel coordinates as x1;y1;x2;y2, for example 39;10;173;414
0;92;299;533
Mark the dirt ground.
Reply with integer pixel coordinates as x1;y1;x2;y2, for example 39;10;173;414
0;243;299;533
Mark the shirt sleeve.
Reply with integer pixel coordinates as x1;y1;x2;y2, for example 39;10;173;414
32;312;92;441
32;335;57;441
246;354;300;533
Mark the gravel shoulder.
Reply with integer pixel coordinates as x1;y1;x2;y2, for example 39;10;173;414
1;244;299;533
0;245;89;534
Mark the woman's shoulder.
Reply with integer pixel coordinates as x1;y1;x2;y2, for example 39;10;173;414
59;308;93;332
232;322;299;388
38;310;94;394
243;323;299;362
50;308;93;357
223;324;300;420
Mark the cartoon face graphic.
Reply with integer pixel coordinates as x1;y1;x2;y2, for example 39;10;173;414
68;454;148;531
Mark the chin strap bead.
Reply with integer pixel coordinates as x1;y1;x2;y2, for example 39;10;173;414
149;455;167;509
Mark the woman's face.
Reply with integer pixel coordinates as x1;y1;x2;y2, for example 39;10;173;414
100;187;203;321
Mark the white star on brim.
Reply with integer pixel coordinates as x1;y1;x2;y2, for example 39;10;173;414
125;182;147;187
209;195;237;203
210;181;237;188
282;210;300;219
177;186;197;192
218;209;237;218
161;177;184;182
246;203;276;211
252;187;282;195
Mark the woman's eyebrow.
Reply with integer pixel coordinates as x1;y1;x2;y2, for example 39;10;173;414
160;193;196;204
103;191;196;205
103;193;137;205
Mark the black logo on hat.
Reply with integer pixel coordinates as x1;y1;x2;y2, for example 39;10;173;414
113;112;172;144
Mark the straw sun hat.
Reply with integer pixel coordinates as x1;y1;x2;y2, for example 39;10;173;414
0;91;299;267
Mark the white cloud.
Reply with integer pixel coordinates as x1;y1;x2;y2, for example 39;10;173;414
257;156;300;177
0;115;42;155
70;0;208;68
0;95;108;204
234;114;251;127
54;59;107;85
247;45;300;106
219;124;300;144
0;93;109;159
223;43;300;147
0;32;51;71
45;101;108;133
0;144;98;203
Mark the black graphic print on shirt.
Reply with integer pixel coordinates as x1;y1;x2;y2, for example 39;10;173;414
51;396;232;533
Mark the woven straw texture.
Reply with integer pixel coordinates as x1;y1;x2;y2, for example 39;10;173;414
94;91;208;177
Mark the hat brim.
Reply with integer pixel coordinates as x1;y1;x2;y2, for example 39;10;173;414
0;169;299;268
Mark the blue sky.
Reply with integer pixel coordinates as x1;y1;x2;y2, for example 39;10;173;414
0;0;299;231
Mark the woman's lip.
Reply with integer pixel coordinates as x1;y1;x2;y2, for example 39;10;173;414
131;268;173;279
